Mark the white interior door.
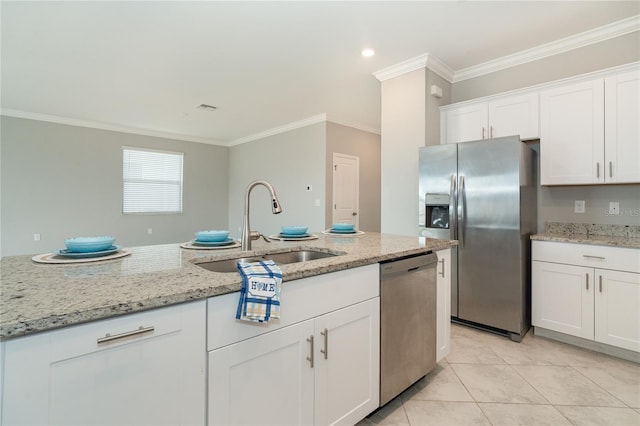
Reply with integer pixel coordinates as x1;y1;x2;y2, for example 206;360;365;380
332;153;359;228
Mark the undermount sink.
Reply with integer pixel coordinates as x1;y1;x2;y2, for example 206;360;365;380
195;249;341;273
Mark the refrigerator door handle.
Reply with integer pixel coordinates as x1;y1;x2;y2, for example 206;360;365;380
458;175;465;247
449;174;457;240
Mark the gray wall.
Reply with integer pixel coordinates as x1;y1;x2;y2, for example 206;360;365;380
325;122;381;232
1;116;229;256
228;122;326;238
450;34;640;230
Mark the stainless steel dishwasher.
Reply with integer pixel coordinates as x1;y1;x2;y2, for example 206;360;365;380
379;252;438;406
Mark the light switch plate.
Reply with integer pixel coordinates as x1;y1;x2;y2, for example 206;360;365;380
574;200;585;213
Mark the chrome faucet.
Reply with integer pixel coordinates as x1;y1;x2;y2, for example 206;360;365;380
241;180;283;250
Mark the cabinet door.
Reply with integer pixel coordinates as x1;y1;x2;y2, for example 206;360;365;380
208;320;315;426
595;269;640;352
314;298;380;426
488;92;539;140
2;301;206;426
443;103;488;144
540;79;605;185
605;71;640;183
436;248;451;362
532;261;594;339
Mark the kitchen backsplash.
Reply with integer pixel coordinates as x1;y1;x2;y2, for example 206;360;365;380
545;222;640;238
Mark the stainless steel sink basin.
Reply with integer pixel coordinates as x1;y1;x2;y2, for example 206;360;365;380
194;249;340;273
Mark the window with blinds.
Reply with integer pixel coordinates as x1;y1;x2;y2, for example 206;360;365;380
122;147;183;214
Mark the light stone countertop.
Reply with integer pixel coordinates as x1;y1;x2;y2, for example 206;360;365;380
531;222;640;249
0;233;456;340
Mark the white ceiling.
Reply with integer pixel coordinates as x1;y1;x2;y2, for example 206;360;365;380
2;1;639;146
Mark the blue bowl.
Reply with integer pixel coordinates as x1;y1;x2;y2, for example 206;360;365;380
281;226;308;235
64;236;116;253
195;230;230;242
331;223;354;231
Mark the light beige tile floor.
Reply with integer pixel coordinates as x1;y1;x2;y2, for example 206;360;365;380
359;323;640;426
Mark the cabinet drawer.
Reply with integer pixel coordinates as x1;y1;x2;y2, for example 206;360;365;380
207;264;379;351
47;301;204;362
532;241;640;273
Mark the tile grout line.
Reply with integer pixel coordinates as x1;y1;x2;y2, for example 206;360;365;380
568;364;633;409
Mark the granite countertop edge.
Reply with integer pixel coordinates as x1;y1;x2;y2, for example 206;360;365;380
530;233;640;249
0;235;457;341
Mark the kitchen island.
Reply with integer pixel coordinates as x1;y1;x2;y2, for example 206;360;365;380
1;232;456;426
1;232;455;340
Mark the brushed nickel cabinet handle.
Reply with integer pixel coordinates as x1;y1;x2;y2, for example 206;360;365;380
320;328;328;360
482;127;486;139
586;273;589;290
306;335;314;368
583;255;606;260
597;162;600;178
490;125;494;138
439;258;446;277
97;325;155;344
609;161;613;178
599;275;603;293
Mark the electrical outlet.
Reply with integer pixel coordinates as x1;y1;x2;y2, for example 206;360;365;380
609;202;620;215
574;200;585;213
315;199;321;207
147;228;153;235
33;233;41;241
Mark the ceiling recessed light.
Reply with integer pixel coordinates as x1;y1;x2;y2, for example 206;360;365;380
361;48;375;57
198;103;217;111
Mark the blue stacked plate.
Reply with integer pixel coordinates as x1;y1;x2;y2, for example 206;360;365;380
330;223;356;234
55;245;122;258
280;226;309;238
192;238;235;246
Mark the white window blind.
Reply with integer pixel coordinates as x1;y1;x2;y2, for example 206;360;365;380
122;147;183;214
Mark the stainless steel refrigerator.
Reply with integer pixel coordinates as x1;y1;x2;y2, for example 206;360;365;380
419;136;537;341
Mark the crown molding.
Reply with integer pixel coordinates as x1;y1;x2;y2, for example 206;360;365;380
373;53;454;83
325;114;380;135
0;109;227;146
453;15;640;82
373;15;639;84
227;114;328;146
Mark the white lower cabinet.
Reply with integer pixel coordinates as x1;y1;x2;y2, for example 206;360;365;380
208;318;315;426
532;241;640;353
207;264;381;426
435;248;451;362
208;299;380;426
1;301;207;426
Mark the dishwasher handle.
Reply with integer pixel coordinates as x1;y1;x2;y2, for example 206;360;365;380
380;253;438;277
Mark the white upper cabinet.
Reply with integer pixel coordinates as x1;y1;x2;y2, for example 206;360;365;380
441;92;539;144
540;79;605;185
488;93;539;141
442;102;488;144
604;70;640;184
540;68;640;185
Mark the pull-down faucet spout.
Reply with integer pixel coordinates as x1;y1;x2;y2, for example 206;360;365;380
241;180;282;251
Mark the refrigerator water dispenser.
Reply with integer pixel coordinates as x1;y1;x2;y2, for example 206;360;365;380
425;193;450;229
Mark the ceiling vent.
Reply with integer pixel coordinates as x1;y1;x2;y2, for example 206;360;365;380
198;104;217;111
